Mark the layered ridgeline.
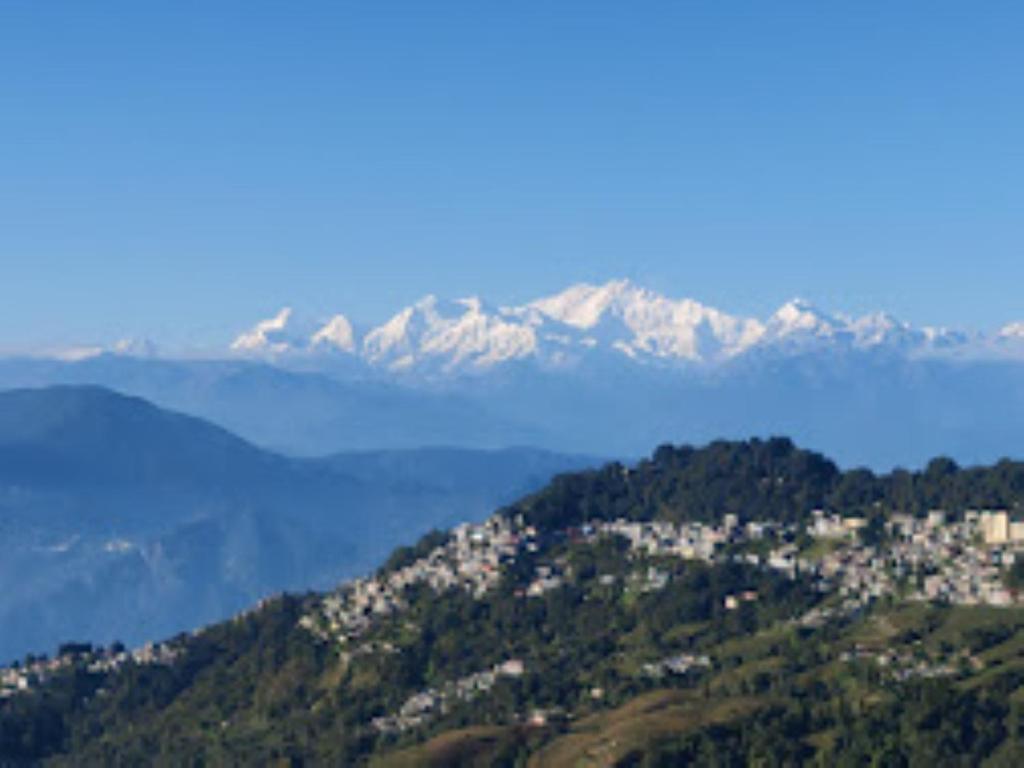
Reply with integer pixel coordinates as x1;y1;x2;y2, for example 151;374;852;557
0;386;594;664
7;439;1024;765
6;280;1024;468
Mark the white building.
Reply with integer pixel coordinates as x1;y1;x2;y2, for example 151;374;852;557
981;511;1010;545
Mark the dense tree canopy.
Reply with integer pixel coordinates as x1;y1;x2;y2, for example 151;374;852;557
510;438;1024;532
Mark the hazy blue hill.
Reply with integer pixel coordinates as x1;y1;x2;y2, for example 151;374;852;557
441;351;1024;470
0;385;278;488
0;386;595;664
4;351;1024;471
0;356;548;456
327;446;594;497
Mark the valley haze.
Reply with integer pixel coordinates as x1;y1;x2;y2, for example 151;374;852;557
0;385;597;664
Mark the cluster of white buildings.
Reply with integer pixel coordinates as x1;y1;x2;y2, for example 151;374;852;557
372;658;525;734
586;515;798;570
978;510;1024;546
302;515;530;647
881;510;1015;605
807;536;893;603
0;666;38;698
572;509;1024;622
298;504;1024;733
597;518;728;562
1;642;178;700
801;509;1022;610
304;505;1024;668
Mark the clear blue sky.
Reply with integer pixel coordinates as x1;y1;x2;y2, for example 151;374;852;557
2;2;1022;348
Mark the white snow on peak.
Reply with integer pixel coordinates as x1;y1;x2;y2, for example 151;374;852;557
221;281;1004;373
761;300;934;353
311;314;356;353
999;322;1024;340
849;312;904;344
766;299;840;340
363;295;537;372
350;281;975;371
527;279;634;330
231;308;294;354
847;311;934;351
524;279;764;362
361;301;424;364
759;301;977;357
33;337;159;362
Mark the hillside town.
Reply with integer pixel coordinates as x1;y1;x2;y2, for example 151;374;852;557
582;508;1023;612
302;506;1024;657
300;515;528;649
291;504;1024;734
7;505;1024;707
0;641;178;701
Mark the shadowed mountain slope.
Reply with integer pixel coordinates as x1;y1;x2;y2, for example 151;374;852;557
0;386;595;663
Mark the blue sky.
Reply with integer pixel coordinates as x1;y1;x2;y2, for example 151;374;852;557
1;2;1022;349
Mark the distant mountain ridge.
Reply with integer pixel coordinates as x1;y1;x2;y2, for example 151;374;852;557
0;385;274;490
26;279;1019;374
0;386;596;664
222;279;1000;373
2;280;1024;471
0;356;546;456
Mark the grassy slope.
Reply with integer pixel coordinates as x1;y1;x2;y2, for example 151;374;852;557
371;603;1024;767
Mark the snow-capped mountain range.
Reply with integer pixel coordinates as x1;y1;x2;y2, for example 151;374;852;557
4;279;1024;472
225;280;1018;374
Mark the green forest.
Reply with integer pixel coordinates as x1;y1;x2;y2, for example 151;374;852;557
6;438;1024;766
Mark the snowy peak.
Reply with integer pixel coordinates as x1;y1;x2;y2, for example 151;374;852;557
362;299;430;368
527;279;635;330
849;311;906;345
763;301;942;354
311;315;356;353
765;299;841;342
35;280;1024;375
40;337;160;363
990;322;1024;357
363;295;537;372
231;308;294;355
524;280;764;362
222;281;1024;375
233;308;359;357
999;322;1024;340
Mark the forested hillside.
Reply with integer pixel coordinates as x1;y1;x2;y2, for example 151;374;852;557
6;438;1024;766
510;437;1024;529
